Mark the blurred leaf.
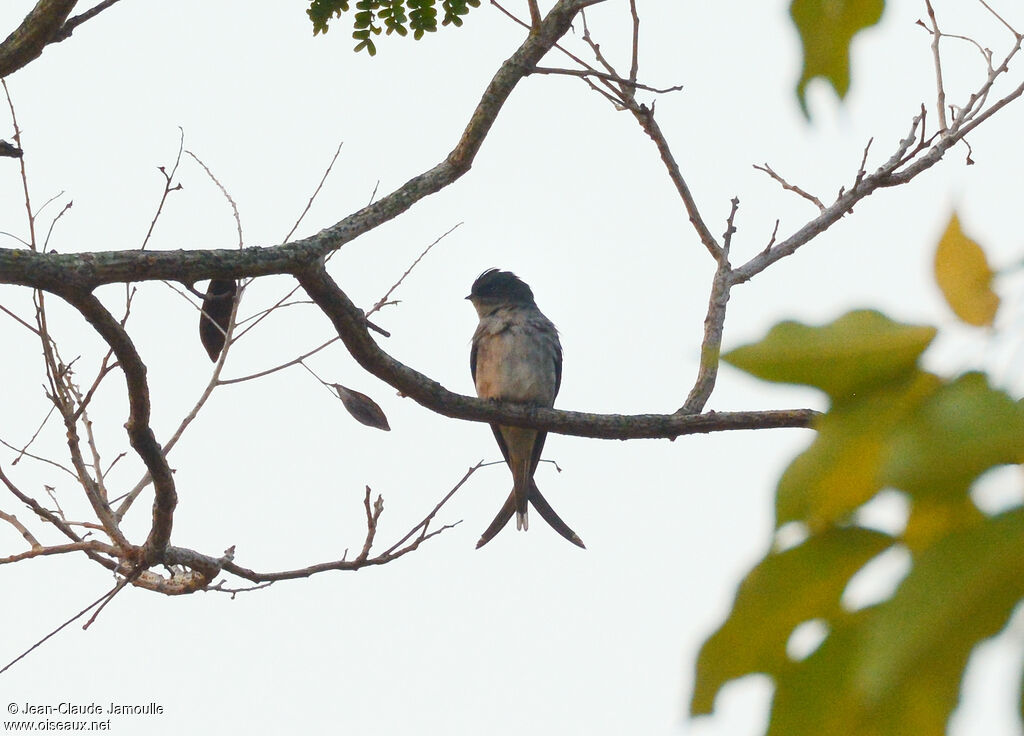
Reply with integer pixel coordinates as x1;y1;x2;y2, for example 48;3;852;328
790;0;884;114
766;510;1024;735
723;310;936;403
691;527;893;715
776;372;940;528
332;383;391;431
854;508;1024;733
1019;658;1024;735
882;372;1024;498
199;279;237;362
902;496;984;555
767;605;872;735
934;212;1000;326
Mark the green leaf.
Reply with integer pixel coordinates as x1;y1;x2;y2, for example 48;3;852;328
902;496;985;554
766;510;1024;735
723;310;936;404
308;0;351;35
934;212;1000;327
308;0;473;49
882;372;1024;498
691;527;893;715
767;606;872;736
790;0;885;115
855;508;1024;732
776;372;940;528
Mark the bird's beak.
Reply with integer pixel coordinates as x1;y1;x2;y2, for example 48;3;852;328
464;294;472;301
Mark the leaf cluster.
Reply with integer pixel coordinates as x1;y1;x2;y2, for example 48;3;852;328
696;216;1020;734
307;0;480;55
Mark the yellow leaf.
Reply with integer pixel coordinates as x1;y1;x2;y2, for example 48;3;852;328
934;213;999;327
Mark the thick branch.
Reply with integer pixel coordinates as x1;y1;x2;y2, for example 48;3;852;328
297;261;815;438
61;289;176;564
0;0;600;294
0;0;78;78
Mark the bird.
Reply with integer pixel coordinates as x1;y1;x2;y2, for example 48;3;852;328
467;268;585;549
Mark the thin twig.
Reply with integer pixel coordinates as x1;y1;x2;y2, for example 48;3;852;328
187;150;243;248
140;130;185;251
0;437;78;479
9;404;56;466
923;0;949;131
52;0;125;41
41;200;73;252
976;0;1021;39
0;508;40;548
282;141;345;243
3;80;36;251
367;222;462;318
753;163;825;211
219;337;340;385
0;586;117;675
628;0;640;85
530;66;682;94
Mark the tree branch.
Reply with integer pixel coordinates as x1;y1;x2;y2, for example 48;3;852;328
60;289;176;565
296;261;814;438
0;0;78;78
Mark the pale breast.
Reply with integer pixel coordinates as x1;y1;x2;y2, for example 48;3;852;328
473;313;559;406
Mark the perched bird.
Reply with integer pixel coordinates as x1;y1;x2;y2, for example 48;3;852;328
467;268;585;549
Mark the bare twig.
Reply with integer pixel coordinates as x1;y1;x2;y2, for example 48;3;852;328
187;150;243;249
923;0;949;131
218;337;340;385
3;80;36;250
140;130;185;251
0;508;41;548
976;0;1021;40
753;163;826;212
530;66;682;94
282;141;345;243
527;0;541;29
628;0;640;85
9;404;56;466
0;437;77;479
219;466;470;583
41;200;73;252
0;584;118;676
366;222;462;318
0;540;118;565
52;0;125;41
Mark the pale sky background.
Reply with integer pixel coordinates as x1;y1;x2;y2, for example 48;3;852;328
1;1;1024;734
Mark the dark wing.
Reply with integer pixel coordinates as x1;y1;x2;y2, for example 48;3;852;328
472;336;515;467
490;425;512;466
529;431;547;476
533;331;561;473
553;339;562;399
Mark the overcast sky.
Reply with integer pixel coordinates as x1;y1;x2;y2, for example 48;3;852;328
2;1;1023;734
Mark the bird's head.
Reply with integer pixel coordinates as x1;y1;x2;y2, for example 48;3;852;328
466;269;536;313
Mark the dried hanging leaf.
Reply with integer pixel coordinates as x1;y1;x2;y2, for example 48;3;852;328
331;383;391;431
934;212;999;327
199;279;238;362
